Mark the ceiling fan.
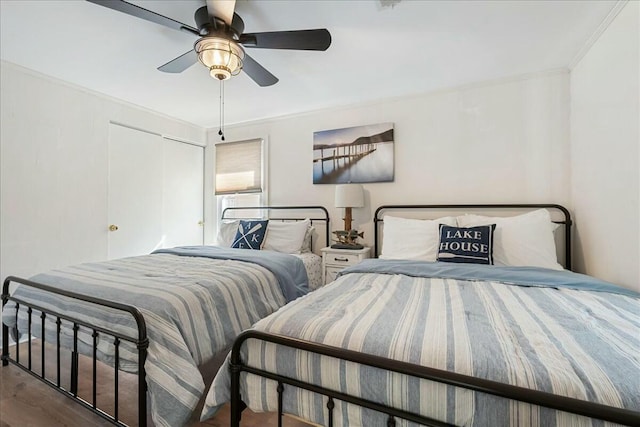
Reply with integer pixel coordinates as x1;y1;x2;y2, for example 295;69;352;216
86;0;332;87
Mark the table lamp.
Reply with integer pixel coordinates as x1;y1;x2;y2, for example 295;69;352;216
335;184;364;231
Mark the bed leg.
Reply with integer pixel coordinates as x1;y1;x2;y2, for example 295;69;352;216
2;279;9;367
2;323;8;366
230;363;244;427
277;382;284;427
138;344;148;427
70;351;79;395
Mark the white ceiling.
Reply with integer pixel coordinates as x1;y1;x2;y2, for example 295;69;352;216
0;0;617;128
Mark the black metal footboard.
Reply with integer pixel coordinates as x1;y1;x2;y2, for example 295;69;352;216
2;276;149;426
229;330;640;427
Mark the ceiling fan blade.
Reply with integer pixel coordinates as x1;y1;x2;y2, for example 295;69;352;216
158;50;198;73
86;0;199;35
240;29;331;51
206;0;236;27
242;53;278;87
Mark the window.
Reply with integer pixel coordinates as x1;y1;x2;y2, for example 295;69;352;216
215;138;264;195
215;138;267;229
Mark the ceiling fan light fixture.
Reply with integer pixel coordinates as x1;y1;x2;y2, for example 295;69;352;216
195;37;244;80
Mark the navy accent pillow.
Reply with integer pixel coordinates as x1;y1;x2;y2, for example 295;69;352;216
437;224;496;265
231;220;269;250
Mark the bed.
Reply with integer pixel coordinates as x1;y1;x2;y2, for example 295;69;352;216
201;204;640;427
1;205;329;427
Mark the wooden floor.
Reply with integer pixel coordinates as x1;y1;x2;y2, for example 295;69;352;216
0;341;311;427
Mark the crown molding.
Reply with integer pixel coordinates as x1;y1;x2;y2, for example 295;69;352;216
568;0;629;70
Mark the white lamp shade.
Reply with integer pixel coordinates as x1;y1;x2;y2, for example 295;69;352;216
335;184;364;208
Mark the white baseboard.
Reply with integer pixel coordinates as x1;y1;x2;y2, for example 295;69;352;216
0;330;30;350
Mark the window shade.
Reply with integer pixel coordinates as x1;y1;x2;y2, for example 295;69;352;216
215;139;263;195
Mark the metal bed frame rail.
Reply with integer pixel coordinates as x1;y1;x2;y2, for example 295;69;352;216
230;330;640;427
2;276;148;427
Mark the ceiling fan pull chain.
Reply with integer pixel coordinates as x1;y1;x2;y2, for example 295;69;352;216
222;80;225;141
218;79;225;141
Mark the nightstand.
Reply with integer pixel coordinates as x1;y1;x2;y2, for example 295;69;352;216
321;246;371;286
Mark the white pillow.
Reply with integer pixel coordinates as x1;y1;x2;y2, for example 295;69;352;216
456;209;562;270
300;225;315;253
380;215;457;261
263;219;310;254
216;220;240;247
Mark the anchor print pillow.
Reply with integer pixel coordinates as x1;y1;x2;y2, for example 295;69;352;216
231;220;269;250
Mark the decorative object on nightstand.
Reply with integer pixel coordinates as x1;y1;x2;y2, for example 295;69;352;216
321;246;371;286
332;183;365;249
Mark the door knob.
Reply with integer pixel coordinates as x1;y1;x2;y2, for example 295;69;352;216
109;224;119;232
198;221;204;226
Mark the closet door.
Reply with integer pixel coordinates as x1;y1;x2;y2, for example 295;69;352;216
163;138;204;247
108;124;163;259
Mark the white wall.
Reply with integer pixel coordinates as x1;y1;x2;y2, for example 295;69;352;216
3;6;635;297
206;71;571;250
570;1;639;292
0;61;205;282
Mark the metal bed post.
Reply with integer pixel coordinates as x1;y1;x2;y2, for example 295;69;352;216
562;206;573;270
373;213;382;258
1;279;9;367
2;324;8;366
229;357;243;427
229;335;248;427
136;317;149;427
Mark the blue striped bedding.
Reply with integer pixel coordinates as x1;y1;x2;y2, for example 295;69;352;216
202;259;640;426
2;247;309;427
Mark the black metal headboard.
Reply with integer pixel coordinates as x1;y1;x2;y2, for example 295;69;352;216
374;204;572;270
221;206;330;251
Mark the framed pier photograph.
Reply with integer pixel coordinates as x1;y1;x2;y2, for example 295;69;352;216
313;122;395;184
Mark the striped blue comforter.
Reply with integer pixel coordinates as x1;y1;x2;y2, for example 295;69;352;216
202;259;640;426
2;247;308;427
